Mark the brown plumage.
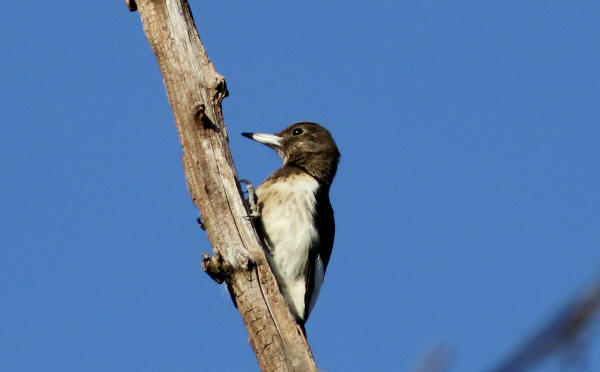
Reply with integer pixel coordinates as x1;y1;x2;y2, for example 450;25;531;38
242;122;340;323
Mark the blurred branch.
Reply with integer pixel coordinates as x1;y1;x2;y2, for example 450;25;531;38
412;343;454;372
126;1;317;371
490;275;600;372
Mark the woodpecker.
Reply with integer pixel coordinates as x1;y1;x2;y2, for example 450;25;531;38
242;122;340;324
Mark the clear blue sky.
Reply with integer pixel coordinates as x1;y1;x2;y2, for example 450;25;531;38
2;2;599;372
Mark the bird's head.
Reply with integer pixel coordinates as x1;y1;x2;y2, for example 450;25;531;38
242;122;340;185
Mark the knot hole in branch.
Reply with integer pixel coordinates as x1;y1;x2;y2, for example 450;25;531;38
213;78;229;106
202;252;255;284
193;102;219;132
125;0;137;11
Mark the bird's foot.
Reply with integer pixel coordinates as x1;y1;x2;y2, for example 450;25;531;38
239;179;260;218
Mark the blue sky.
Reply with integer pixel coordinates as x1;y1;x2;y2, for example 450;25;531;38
2;2;599;372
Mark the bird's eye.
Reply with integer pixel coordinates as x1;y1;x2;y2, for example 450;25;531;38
292;128;304;136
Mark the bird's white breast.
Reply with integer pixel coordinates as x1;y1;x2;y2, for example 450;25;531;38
256;173;320;320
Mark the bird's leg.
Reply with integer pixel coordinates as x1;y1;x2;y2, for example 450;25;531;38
239;179;260;218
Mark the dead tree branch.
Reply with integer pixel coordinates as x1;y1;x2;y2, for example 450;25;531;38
126;1;317;371
490;276;600;372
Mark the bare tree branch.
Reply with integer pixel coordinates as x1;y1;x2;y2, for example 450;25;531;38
412;344;454;372
126;1;317;371
490;276;600;372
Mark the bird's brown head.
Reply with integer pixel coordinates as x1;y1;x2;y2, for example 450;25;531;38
242;122;340;185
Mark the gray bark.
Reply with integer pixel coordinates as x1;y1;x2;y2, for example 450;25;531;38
126;1;318;371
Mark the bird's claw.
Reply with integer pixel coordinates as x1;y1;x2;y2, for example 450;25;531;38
240;179;260;218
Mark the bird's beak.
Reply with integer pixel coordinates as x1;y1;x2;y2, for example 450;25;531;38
242;132;282;148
